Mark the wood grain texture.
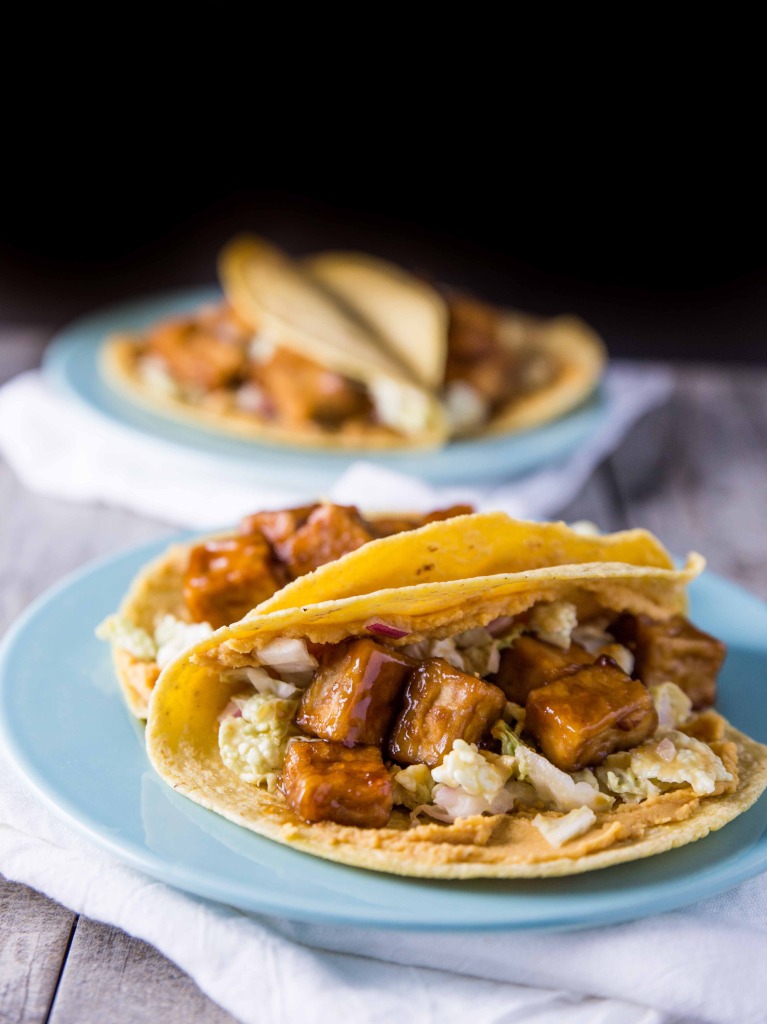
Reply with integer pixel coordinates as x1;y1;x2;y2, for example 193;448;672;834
0;878;75;1024
611;366;767;599
46;920;236;1024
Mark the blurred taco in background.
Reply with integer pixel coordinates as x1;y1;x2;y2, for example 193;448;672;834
96;502;472;718
144;515;767;878
101;236;447;450
305;251;606;438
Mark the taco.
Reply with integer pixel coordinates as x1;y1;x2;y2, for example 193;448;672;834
101;236;446;450
145;516;767;878
305;251;606;438
97;502;472;718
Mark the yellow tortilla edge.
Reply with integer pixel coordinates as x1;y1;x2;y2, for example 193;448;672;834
109;513;680;717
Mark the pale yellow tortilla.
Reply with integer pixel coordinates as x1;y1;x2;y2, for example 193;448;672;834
304;251;449;390
305;250;606;437
110;513;679;718
141;554;764;880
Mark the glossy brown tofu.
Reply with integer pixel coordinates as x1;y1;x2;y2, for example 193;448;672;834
297;639;415;746
239;505;318;547
493;637;595;704
282;738;393;828
388;658;506;767
525;657;659;772
445;296;519;406
372;504;475;538
183;534;286;628
371;504;473;538
147;310;246;391
255;348;371;427
447;295;502;359
610;614;726;709
277;504;375;578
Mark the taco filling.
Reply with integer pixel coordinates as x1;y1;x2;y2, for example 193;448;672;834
442;293;566;434
97;502;471;717
214;602;731;839
145;518;767;877
117;301;432;441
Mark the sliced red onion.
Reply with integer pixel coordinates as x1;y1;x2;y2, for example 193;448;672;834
487;616;515;637
410;803;455;825
365;619;409;639
657;737;677;762
217;701;242;723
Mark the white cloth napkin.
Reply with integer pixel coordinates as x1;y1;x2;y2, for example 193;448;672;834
2;740;766;1024
0;366;672;526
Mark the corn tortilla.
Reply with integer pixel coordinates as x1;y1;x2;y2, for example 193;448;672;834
141;554;767;879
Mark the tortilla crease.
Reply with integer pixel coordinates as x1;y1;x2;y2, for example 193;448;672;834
111;513;677;718
141;553;767;879
305;251;607;437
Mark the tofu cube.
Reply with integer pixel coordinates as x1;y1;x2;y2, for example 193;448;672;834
297;639;415;747
276;504;375;578
183;534;286;628
388;657;506;767
493;636;594;703
525;657;659;772
282;738;393;828
610;614;726;709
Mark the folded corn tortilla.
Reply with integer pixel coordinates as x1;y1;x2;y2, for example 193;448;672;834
144;534;767;878
305;251;606;436
106;513;677;718
101;237;447;451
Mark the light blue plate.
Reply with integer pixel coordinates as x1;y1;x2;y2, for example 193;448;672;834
42;287;610;489
2;539;767;931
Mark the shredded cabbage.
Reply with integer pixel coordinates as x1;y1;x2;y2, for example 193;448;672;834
432;740;514;800
219;693;299;787
391;763;434;810
533;807;597;847
154;615;214;669
651;682;693;729
515;746;614;812
95;615;156;661
526;601;578;649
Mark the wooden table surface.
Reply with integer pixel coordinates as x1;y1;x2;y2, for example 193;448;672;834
1;331;766;1024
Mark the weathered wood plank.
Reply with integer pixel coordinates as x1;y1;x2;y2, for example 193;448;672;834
0;876;75;1024
47;920;236;1024
609;366;767;598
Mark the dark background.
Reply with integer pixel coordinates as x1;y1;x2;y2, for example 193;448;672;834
1;167;765;362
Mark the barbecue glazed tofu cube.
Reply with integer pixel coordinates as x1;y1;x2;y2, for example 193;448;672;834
183;534;286;628
493;637;595;703
146;314;246;391
388;658;506;767
297;639;415;746
610;614;726;709
372;504;474;538
282;738;393;828
277;504;376;578
239;505;319;547
525;657;658;772
255;348;372;427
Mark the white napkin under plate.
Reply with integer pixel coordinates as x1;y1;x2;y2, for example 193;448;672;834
2;740;766;1024
0;365;672;527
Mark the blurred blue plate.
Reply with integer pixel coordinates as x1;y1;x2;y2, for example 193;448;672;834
42;287;610;488
1;538;767;931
